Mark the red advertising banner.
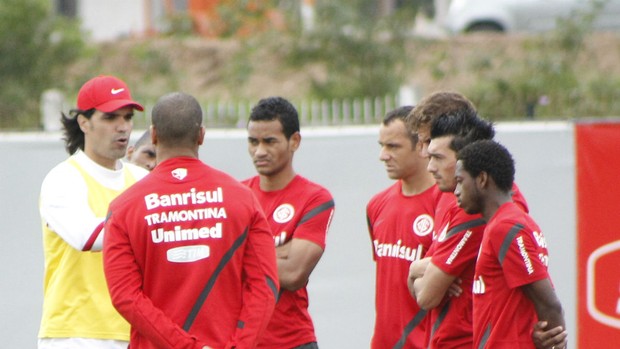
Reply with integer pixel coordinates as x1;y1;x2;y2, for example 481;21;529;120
576;122;620;348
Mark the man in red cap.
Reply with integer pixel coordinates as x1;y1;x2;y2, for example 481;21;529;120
38;75;148;349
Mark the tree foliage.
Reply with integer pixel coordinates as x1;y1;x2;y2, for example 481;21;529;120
466;0;616;119
0;0;84;130
216;0;282;37
284;0;416;99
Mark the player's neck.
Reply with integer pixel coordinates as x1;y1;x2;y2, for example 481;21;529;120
401;171;435;196
156;147;199;164
482;192;512;221
83;148;118;170
259;167;296;192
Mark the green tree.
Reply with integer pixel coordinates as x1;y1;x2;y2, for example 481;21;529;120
467;0;610;119
216;0;281;37
285;0;415;99
0;0;84;130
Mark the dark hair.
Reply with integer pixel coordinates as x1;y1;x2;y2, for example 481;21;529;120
152;92;202;147
430;111;495;152
61;108;95;155
248;97;299;139
405;91;477;133
458;140;514;193
383;105;417;144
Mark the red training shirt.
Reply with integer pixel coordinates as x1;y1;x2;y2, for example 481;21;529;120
473;201;550;349
366;182;442;349
243;175;335;349
425;183;528;348
104;157;279;349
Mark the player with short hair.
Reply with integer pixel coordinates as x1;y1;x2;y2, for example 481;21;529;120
243;96;335;349
366;106;442;348
103;92;279;349
407;91;564;349
454;140;567;349
126;129;156;171
406;92;529;348
405;91;477;157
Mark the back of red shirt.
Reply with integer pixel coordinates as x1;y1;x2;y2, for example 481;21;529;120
104;157;279;349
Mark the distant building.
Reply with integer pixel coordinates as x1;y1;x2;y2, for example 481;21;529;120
54;0;155;42
53;0;295;41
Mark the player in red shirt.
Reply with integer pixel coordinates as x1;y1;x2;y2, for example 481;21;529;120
103;92;279;349
244;97;335;349
411;111;494;348
454;140;567;349
405;92;530;348
366;106;442;349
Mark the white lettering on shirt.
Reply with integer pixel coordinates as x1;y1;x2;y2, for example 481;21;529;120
151;223;223;243
517;236;534;274
446;230;473;265
144;207;227;225
167;245;210;263
373;240;424;262
144;187;223;210
533;231;547;248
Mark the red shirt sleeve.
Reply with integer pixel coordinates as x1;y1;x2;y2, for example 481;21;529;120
489;220;549;289
431;208;485;276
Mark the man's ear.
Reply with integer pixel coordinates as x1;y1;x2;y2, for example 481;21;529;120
197;126;206;146
150;125;157;145
77;114;89;133
477;171;490;189
290;131;301;152
126;145;135;159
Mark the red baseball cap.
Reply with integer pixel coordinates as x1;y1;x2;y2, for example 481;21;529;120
77;75;144;112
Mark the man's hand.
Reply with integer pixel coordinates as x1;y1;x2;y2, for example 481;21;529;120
446;277;462;297
407;263;419;297
532;321;568;349
407;258;430;297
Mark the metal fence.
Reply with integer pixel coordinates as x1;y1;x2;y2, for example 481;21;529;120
43;93;401;131
135;95;399;129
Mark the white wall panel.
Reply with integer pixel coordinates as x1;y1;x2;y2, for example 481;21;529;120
0;122;577;347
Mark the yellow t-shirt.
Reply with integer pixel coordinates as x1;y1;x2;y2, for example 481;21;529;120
39;157;138;340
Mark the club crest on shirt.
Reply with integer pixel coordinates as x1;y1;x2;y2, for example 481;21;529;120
413;214;433;237
273;203;295;223
171;168;187;180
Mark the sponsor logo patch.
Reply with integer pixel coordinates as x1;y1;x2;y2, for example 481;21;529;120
167;245;210;263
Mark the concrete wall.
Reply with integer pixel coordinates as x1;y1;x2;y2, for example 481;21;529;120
0;122;576;347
